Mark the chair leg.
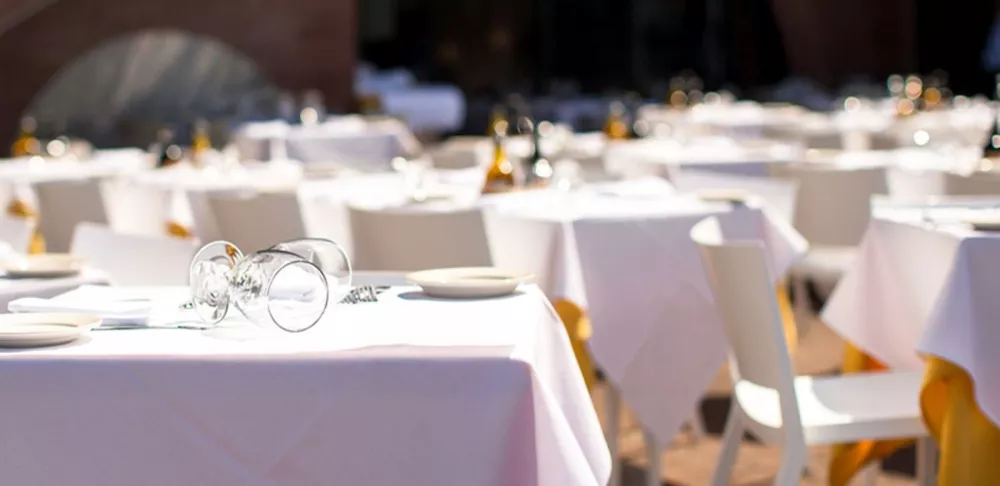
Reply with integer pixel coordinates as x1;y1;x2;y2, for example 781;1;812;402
711;401;744;486
773;447;806;486
686;408;706;443
645;429;661;486
916;437;938;486
604;385;622;486
853;463;878;486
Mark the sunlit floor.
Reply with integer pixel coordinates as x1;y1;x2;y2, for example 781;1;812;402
595;320;919;485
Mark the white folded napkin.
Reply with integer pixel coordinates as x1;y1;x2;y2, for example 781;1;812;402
7;285;169;325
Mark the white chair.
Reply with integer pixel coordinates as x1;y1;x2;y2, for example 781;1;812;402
690;217;933;486
772;164;888;299
207;190;308;252
33;178;109;253
348;205;491;271
102;179;174;237
71;222;199;286
0;214;35;254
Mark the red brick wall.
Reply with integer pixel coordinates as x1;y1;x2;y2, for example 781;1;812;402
0;0;356;141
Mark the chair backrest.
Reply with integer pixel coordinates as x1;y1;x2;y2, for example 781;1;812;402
690;217;803;433
671;169;799;223
207;190;307;253
33;178;109;253
482;210;561;294
348;205;491;271
0;214;34;254
943;171;1000;196
773;163;888;246
101;179;173;237
71;222;199;285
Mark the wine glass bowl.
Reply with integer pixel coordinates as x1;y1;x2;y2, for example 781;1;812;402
187;237;353;333
189;240;243;325
230;249;329;333
270;237;353;305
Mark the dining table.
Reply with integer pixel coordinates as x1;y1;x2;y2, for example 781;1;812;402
0;284;610;486
823;198;1000;486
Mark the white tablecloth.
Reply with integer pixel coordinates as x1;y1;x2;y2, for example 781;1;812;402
484;188;807;444
233;117;420;169
604;137;802;178
823;207;1000;425
0;285;609;486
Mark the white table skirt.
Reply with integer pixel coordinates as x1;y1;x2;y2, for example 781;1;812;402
823;211;1000;425
0;285;610;486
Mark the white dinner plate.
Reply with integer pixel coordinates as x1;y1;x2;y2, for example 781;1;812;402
695;189;750;204
0;313;100;348
962;216;1000;232
406;267;533;299
0;254;84;278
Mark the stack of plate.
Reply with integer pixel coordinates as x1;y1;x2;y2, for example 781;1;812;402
0;254;84;278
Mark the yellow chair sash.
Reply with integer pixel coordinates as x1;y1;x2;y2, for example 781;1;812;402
921;355;1000;486
551;299;596;392
165;221;194;239
776;282;797;354
829;343;912;486
6;199;44;254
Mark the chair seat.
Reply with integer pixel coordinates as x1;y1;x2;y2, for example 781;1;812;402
790;245;857;293
735;370;926;445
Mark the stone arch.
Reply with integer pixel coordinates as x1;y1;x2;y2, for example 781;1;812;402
0;0;355;144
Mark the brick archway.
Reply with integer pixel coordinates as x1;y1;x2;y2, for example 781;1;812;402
0;0;355;143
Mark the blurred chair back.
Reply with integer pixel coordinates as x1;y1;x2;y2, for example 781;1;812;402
102;180;173;237
773;163;888;246
482;210;561;293
71;222;198;285
0;214;35;254
672;169;799;223
207;190;307;253
34;178;109;253
943;171;1000;195
348;205;491;271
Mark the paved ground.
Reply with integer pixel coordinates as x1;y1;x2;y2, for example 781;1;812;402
596;320;920;485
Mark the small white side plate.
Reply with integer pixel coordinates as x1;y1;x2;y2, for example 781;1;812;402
695;189;750;204
0;254;84;278
0;313;100;348
963;216;1000;232
406;267;533;299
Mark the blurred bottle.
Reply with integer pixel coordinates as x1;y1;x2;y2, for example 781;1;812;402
152;127;182;169
603;101;630;140
190;119;212;167
357;93;383;116
624;91;644;138
521;118;552;188
506;94;530;133
685;74;705;105
301;89;326;124
277;92;298;122
667;76;688;108
488;104;507;136
11;116;39;158
481;120;517;194
888;74;915;118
